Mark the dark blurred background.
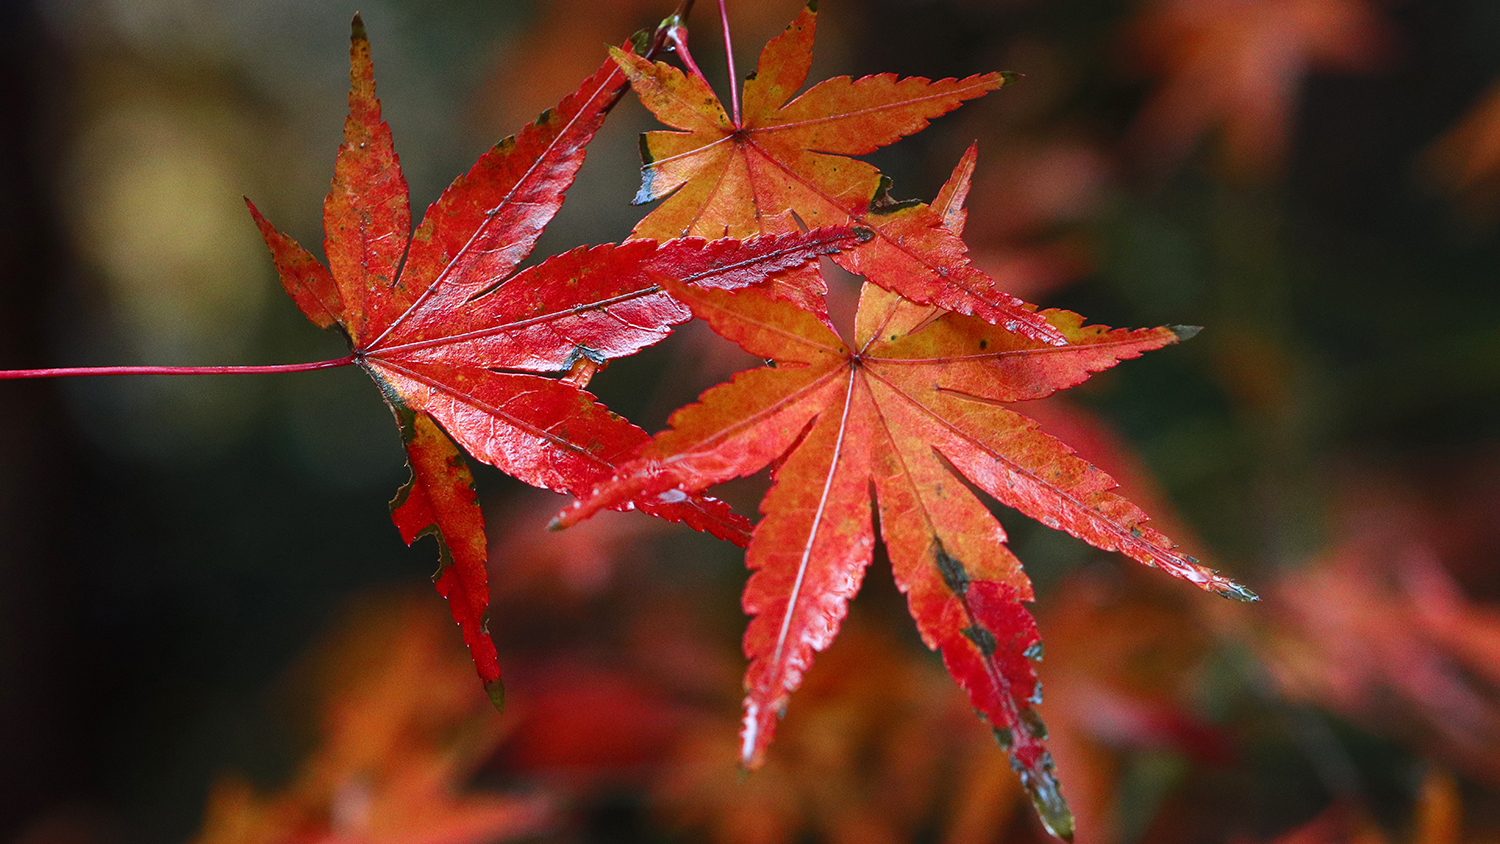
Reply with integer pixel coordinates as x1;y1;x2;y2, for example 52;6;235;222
4;0;1500;842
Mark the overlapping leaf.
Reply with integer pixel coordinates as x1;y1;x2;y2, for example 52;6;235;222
614;4;1065;344
247;17;859;702
555;156;1252;838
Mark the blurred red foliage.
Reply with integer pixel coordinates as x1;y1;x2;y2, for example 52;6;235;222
1261;473;1500;787
191;596;551;844
1124;0;1391;178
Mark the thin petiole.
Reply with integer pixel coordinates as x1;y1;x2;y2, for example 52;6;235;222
0;354;357;380
666;20;711;93
718;0;741;126
644;0;696;61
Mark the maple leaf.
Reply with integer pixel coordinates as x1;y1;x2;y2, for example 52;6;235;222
613;3;1067;345
554;155;1253;838
246;17;860;703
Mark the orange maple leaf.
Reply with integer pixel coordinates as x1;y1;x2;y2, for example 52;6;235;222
555;155;1253;837
615;4;1066;344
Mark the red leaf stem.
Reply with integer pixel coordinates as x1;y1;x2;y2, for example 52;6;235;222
0;355;358;379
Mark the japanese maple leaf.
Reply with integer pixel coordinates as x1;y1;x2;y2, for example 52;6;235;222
613;3;1066;345
554;161;1253;838
246;17;859;704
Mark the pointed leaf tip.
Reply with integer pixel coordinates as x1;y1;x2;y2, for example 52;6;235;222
350;12;367;42
1169;324;1203;342
1223;581;1259;602
629;27;652;56
485;678;506;712
1025;767;1075;842
999;70;1024;85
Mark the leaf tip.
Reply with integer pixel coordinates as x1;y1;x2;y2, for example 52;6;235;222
350;12;367;43
805;0;818;12
628;27;653;56
1222;581;1259;602
1022;761;1075;842
484;677;506;712
633;136;660;205
1169;324;1203;342
999;70;1024;86
739;700;774;770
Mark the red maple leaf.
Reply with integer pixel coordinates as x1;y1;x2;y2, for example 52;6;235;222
615;4;1065;345
554;157;1254;839
246;16;859;704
